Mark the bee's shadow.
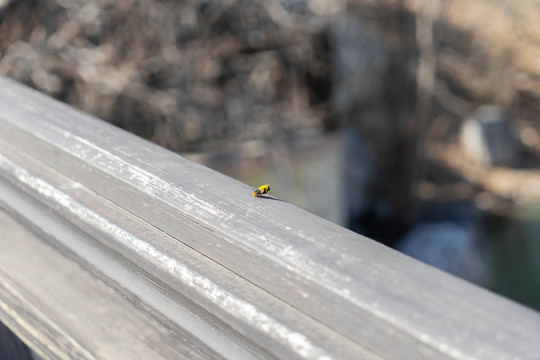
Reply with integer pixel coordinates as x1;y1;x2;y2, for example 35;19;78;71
256;195;285;202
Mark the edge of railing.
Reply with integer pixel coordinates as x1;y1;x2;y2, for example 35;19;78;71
0;76;539;359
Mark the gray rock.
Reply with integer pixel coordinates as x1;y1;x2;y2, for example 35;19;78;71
461;105;517;166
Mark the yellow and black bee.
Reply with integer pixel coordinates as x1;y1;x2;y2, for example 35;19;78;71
253;184;270;197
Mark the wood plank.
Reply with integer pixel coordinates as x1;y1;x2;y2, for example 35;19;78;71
0;76;539;359
0;136;372;359
0;209;216;359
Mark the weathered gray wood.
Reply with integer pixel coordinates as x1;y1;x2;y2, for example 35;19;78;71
0;136;366;359
0;75;539;359
0;209;215;360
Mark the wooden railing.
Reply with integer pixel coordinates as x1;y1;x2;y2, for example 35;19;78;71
0;76;538;359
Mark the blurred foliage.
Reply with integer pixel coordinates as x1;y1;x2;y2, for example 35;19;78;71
0;0;335;152
3;0;540;155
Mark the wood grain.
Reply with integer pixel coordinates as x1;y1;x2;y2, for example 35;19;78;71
0;76;539;359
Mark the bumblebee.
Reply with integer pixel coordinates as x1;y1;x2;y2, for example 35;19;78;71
253;184;270;197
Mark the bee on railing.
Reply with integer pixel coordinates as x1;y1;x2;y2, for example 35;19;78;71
253;184;270;198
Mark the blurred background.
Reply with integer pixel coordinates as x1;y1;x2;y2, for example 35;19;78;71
1;0;540;311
